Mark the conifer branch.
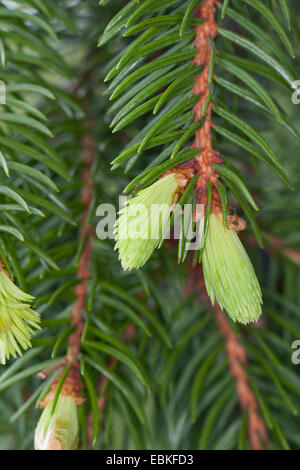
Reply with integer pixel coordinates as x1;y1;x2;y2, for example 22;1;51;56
0;0;298;451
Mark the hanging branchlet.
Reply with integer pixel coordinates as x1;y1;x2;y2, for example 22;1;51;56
186;0;262;323
110;0;263;324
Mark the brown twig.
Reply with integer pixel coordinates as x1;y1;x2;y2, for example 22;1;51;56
166;0;223;215
67;134;95;365
37;133;95;407
215;306;268;450
192;0;222;208
185;262;268;450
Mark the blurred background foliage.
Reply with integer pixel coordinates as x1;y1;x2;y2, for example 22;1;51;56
0;0;300;450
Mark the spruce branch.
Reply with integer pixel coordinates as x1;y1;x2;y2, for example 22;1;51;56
0;0;299;451
105;0;270;325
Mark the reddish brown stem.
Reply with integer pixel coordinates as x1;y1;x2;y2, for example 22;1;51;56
37;135;95;406
192;0;223;207
67;135;95;364
185;263;268;450
216;306;268;450
168;0;223;211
